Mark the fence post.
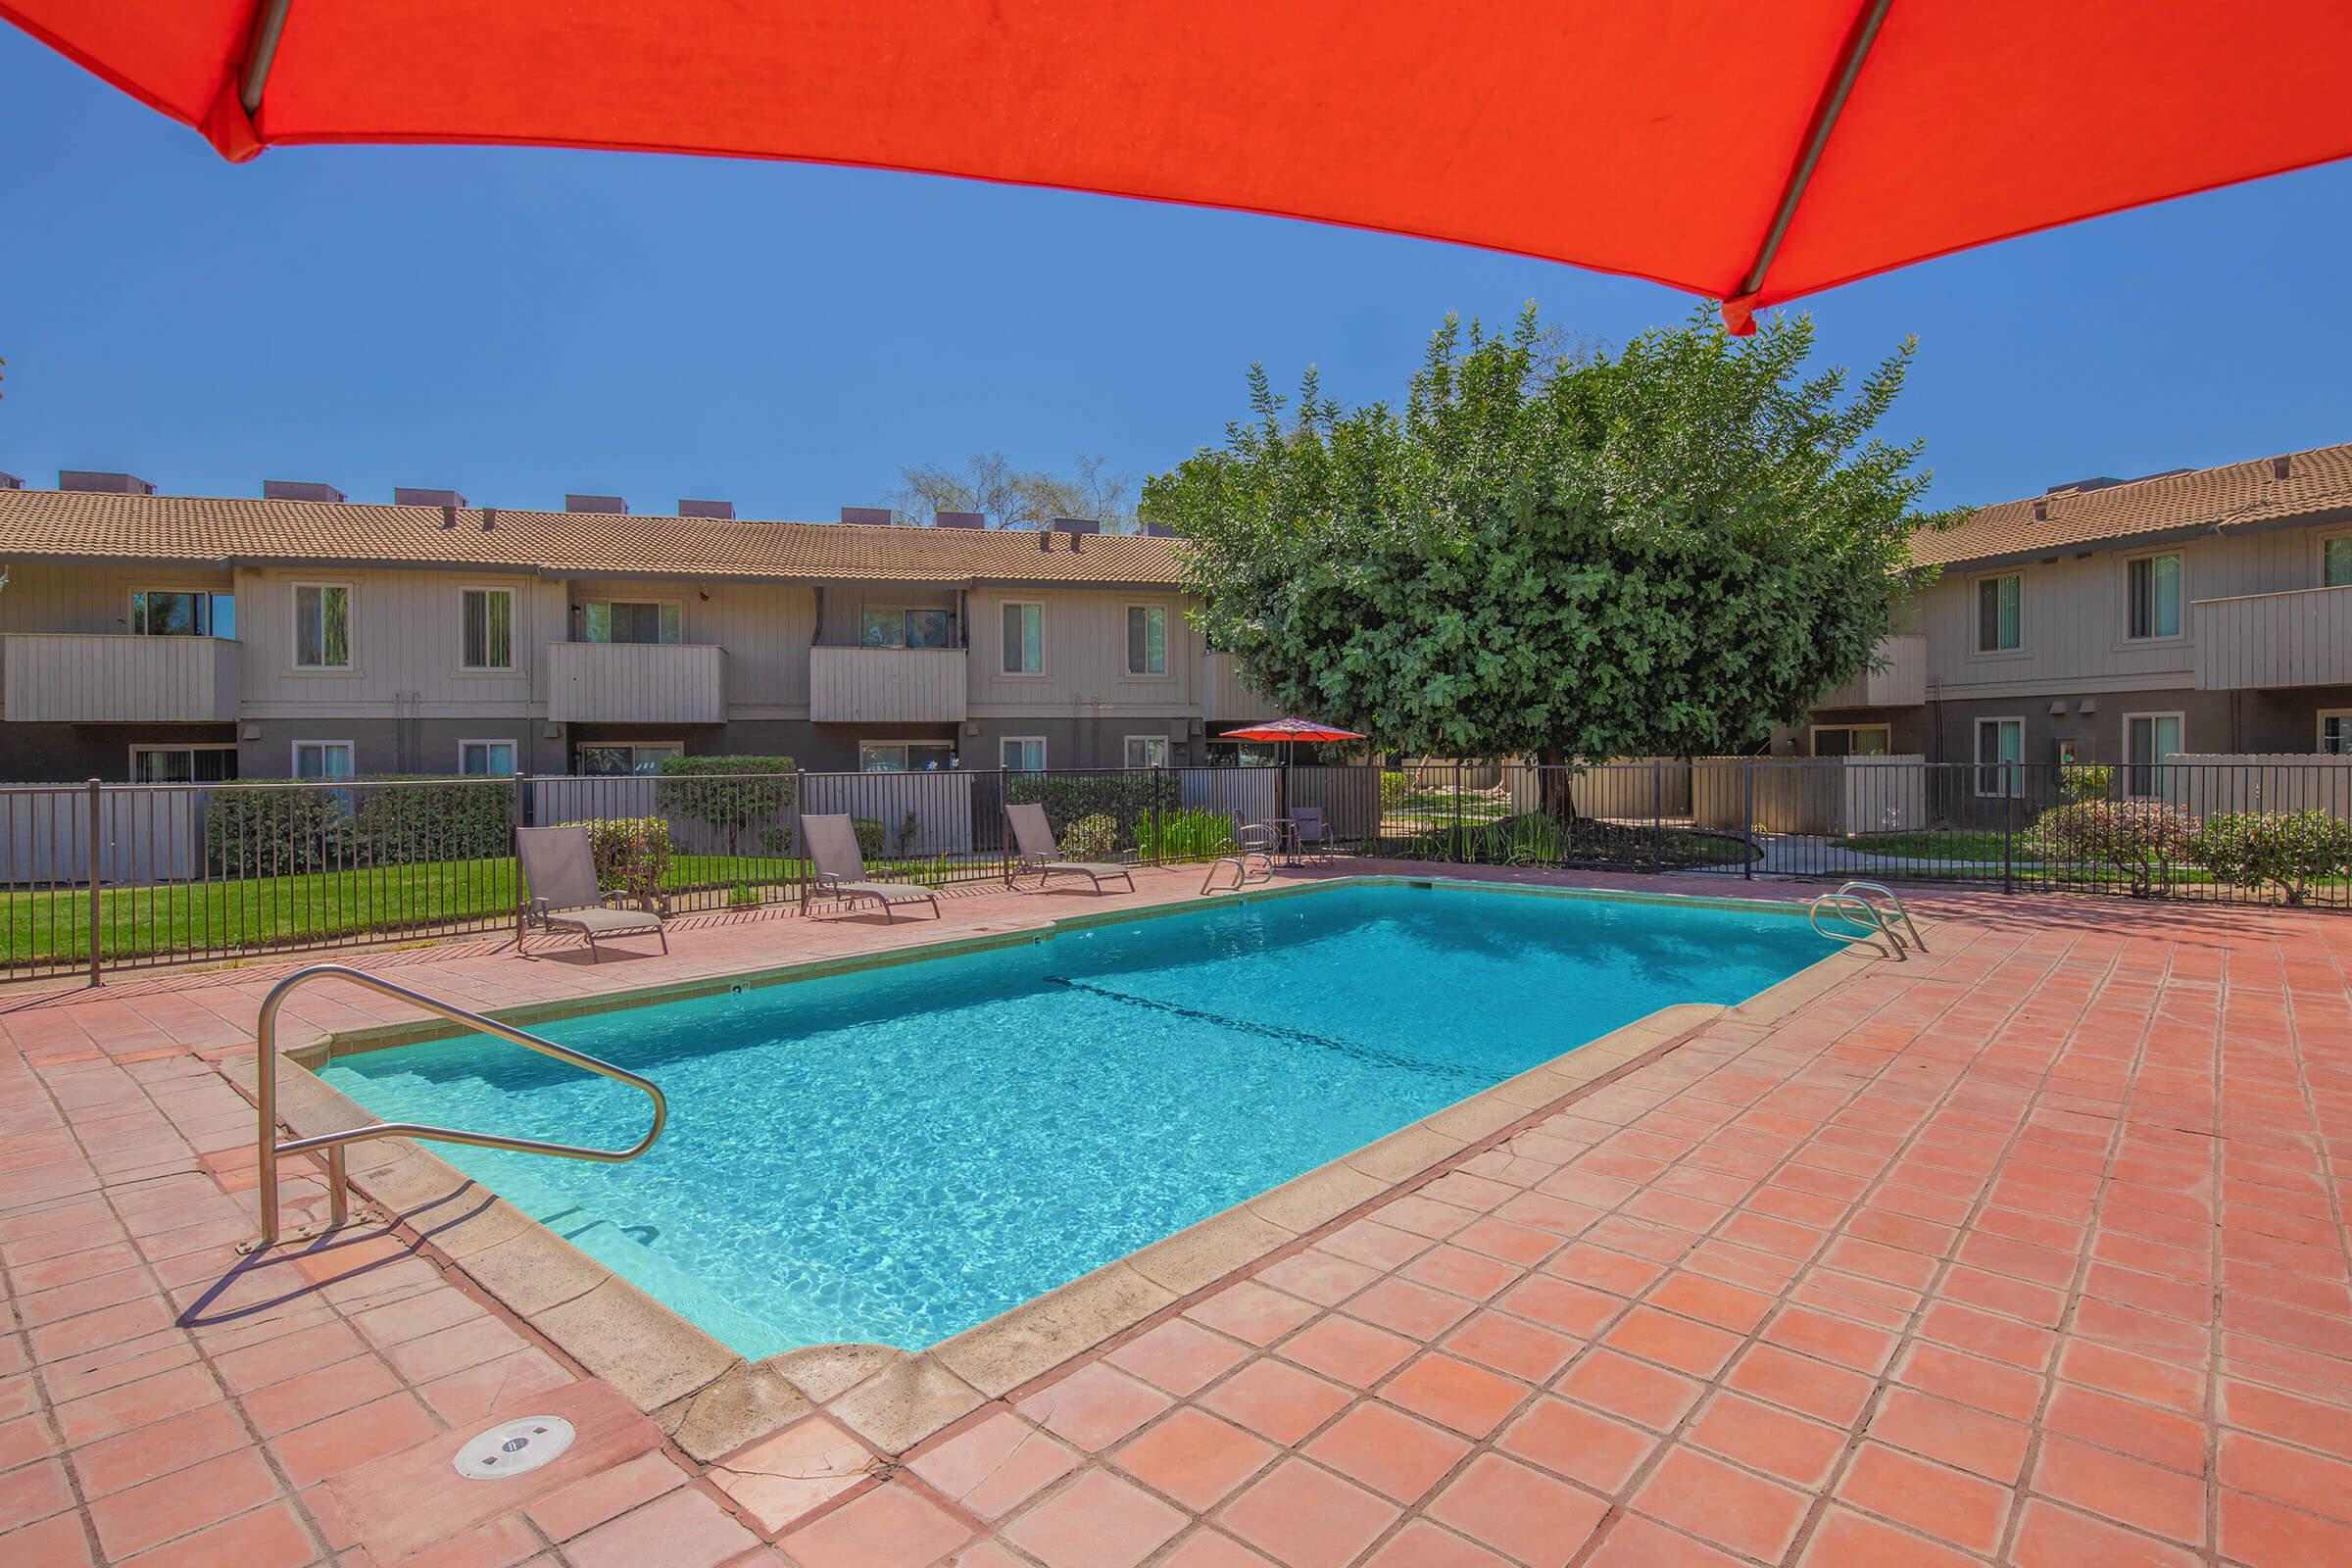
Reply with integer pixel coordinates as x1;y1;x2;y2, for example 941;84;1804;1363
1152;765;1164;868
1453;761;1465;864
2002;774;2016;897
1741;760;1754;881
1651;760;1663;869
84;778;103;988
511;772;529;944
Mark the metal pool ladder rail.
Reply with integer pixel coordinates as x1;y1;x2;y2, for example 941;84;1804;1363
1807;880;1925;959
240;963;667;1253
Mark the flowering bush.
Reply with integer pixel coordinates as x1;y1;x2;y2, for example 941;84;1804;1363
2026;799;2197;896
1062;812;1120;861
2189;810;2352;905
561;816;672;901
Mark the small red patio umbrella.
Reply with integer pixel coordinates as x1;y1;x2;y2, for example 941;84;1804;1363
7;2;2348;328
1217;718;1370;764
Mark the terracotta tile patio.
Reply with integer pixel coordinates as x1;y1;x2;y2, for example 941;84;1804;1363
1;863;2349;1566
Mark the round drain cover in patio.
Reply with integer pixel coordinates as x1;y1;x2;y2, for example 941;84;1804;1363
453;1416;575;1481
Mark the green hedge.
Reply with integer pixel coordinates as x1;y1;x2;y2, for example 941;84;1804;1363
1005;772;1181;850
653;756;797;855
204;775;512;876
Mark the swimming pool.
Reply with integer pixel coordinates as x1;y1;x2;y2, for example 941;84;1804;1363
320;882;1823;1358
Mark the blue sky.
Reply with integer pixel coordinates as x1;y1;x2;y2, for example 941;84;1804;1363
3;26;2347;520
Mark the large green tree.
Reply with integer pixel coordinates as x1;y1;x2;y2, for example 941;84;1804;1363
1144;307;1941;767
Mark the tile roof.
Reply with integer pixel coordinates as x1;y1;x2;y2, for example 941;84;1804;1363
0;489;1186;586
1912;442;2352;567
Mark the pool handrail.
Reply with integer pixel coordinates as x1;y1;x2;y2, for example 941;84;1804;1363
240;963;667;1253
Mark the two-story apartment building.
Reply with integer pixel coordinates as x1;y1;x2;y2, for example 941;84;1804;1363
1802;442;2352;777
0;479;1280;781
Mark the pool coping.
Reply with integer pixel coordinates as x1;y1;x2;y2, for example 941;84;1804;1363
248;873;1892;1466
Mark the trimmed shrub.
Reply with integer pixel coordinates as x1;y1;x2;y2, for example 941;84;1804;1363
1004;771;1181;849
204;784;350;876
2190;809;2352;905
352;777;511;864
852;817;886;860
1379;770;1411;814
1133;807;1237;862
653;756;797;854
2027;798;2198;896
2059;762;2116;803
1062;812;1118;860
559;815;672;900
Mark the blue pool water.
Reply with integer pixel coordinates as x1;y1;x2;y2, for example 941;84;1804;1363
320;883;1821;1357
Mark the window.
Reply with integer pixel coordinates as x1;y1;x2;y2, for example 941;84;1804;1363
130;746;236;783
1810;725;1890;758
462;589;514;669
292;740;354;779
1002;602;1044;674
2125;712;2183;797
2324;535;2352;588
1000;737;1046;772
860;742;956;772
1974;717;2023;797
575;743;681;775
293;584;351;667
130;590;233;639
2127;553;2182;639
2055;737;2087;767
859;607;954;650
1975;574;2021;653
580;601;680;645
459;740;516;776
1127;605;1167;674
1125;736;1170;768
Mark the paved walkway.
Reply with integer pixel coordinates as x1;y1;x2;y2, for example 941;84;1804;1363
2;866;2348;1567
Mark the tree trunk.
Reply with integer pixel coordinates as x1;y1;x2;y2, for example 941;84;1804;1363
1537;746;1585;823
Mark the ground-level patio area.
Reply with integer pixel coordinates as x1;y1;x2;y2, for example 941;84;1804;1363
1;861;2348;1567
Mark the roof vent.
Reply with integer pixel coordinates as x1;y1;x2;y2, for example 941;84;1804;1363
565;494;626;514
263;479;345;504
395;487;467;509
0;470;22;491
2043;476;2123;496
1140;521;1180;538
839;506;893;527
2272;454;2293;481
932;511;985;529
1051;516;1102;534
2032;500;2048;522
1039;528;1054;552
60;470;155;495
678;499;734;519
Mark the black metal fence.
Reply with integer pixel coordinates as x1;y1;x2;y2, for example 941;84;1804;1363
1;757;2344;983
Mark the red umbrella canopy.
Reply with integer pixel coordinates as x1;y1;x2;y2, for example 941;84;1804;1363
8;2;2349;327
1219;720;1369;745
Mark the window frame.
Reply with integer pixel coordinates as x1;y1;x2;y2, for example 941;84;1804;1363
1001;600;1047;676
1808;723;1891;758
574;740;682;776
459;585;517;672
2123;710;2186;799
1972;570;2025;656
1973;716;2025;798
290;739;356;779
290;581;354;670
858;740;956;773
2122;548;2186;643
126;743;238;784
577;599;683;646
2321;709;2352;756
2317;527;2352;589
1125;603;1170;677
457;738;518;776
1124;735;1171;769
1000;736;1048;772
128;586;234;639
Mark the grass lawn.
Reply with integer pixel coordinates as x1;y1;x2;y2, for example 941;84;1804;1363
1844;831;2015;863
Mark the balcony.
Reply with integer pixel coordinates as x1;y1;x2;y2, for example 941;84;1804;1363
1;635;240;723
1814;633;1928;709
2194;584;2352;690
809;647;968;723
1201;652;1279;723
548;643;726;723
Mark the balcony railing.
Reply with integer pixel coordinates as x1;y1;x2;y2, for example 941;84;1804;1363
808;646;968;723
2193;583;2352;690
1815;633;1928;709
1200;652;1279;723
1;634;240;723
547;642;726;723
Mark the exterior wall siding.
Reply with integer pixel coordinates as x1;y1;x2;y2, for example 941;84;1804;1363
965;587;1198;717
238;566;566;719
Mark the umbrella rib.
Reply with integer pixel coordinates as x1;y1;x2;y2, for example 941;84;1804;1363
1734;0;1897;304
238;0;298;116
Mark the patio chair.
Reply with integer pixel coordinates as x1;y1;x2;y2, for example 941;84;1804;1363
515;825;669;962
1291;805;1337;859
1004;802;1136;894
800;813;942;922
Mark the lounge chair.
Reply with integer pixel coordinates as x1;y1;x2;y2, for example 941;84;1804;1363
800;813;942;922
1004;802;1136;894
515;825;669;961
1290;805;1337;859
